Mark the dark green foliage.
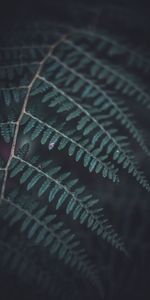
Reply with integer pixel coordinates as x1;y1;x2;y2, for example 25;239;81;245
8;146;125;253
1;197;100;286
0;3;150;299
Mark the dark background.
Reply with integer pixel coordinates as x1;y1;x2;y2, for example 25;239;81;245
0;0;150;19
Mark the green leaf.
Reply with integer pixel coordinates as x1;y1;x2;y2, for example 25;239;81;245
56;191;68;210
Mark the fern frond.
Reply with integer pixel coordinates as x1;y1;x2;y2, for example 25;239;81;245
70;28;150;75
0;45;49;65
0;122;16;143
62;38;150;109
0;87;27;106
0;62;39;83
22;111;119;182
39;57;150;191
7;151;125;254
32;23;150;74
36;62;150;158
54;40;150;154
0;228;88;299
0;8;150;300
1;196;103;296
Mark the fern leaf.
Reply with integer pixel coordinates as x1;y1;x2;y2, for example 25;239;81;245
8;154;126;254
22;112;119;182
55;40;150;154
0;123;15;143
38;61;150;190
73;28;150;75
1;197;103;295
